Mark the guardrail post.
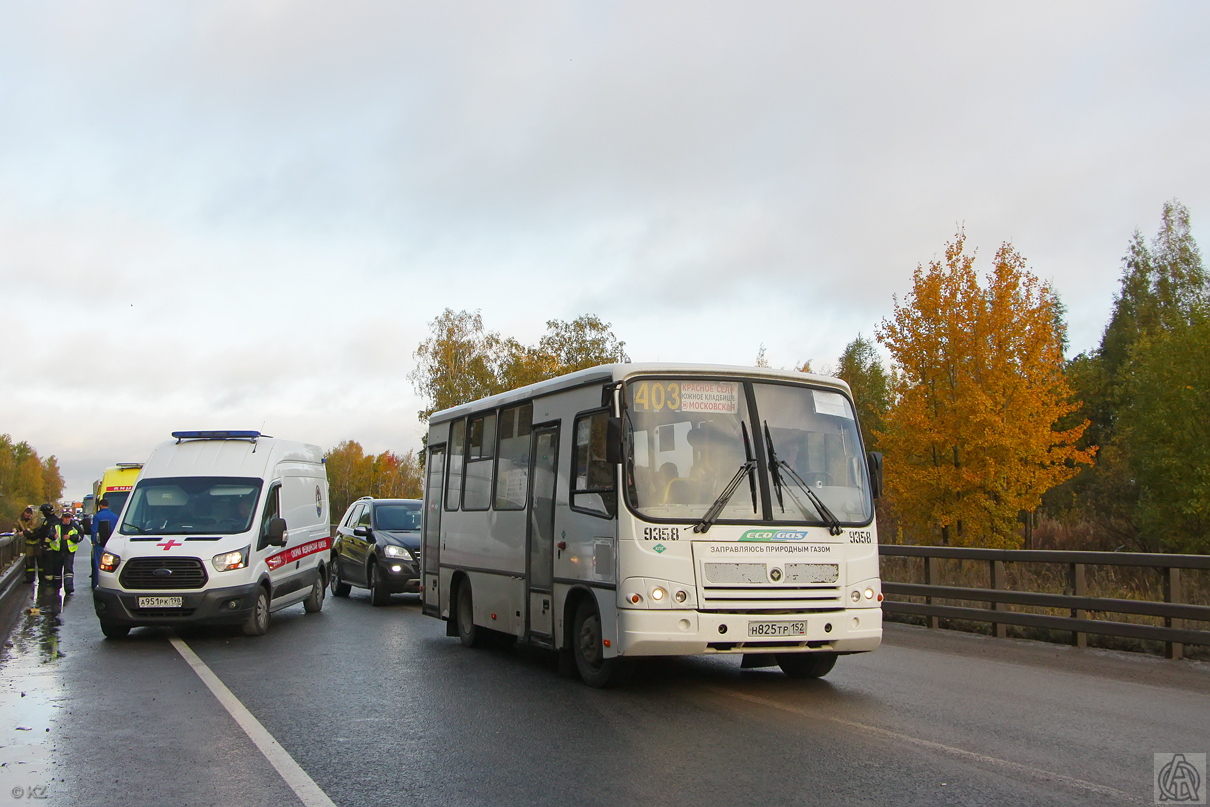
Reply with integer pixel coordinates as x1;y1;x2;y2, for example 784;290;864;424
924;555;938;630
1070;562;1087;648
990;560;1007;638
1164;568;1183;660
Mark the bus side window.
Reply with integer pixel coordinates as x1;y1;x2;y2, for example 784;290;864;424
572;410;617;518
445;419;466;512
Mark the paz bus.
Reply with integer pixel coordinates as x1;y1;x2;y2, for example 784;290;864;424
421;363;884;687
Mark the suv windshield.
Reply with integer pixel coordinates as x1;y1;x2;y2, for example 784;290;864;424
624;378;872;527
119;477;264;535
374;504;422;531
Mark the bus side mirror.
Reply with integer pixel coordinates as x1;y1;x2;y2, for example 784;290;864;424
867;452;883;500
266;517;288;547
606;417;623;464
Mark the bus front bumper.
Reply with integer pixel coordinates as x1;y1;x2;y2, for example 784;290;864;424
615;607;882;657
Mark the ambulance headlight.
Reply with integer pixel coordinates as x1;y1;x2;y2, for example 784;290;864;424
99;552;121;573
383;545;411;559
213;547;250;572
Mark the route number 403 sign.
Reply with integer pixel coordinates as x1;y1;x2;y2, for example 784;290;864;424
631;381;739;414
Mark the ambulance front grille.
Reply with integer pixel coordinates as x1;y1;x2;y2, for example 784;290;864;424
119;557;209;590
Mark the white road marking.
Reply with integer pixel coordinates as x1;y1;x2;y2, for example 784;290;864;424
170;635;337;807
706;686;1141;804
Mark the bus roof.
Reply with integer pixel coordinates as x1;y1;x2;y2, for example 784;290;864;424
427;362;853;424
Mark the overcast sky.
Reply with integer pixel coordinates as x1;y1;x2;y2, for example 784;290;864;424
3;1;1208;498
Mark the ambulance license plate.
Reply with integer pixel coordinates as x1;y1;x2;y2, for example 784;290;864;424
138;596;183;608
748;620;807;638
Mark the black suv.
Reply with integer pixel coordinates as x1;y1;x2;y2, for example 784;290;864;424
330;497;422;605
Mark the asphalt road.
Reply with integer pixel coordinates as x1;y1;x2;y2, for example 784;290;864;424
1;548;1207;807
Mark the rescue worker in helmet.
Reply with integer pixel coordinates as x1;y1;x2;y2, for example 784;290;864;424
58;509;81;594
38;504;64;592
13;505;42;584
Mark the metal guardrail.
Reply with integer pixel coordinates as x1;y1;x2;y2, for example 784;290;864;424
879;545;1210;659
0;532;19;575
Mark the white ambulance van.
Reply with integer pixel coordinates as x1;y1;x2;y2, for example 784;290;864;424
93;430;331;639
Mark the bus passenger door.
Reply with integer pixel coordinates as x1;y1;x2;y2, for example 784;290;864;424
422;446;445;617
526;425;559;642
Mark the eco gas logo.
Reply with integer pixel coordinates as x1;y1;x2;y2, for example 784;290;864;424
740;529;810;542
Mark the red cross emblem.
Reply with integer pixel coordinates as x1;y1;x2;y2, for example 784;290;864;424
157;539;183;551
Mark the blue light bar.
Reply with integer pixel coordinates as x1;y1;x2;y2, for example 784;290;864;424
171;430;263;440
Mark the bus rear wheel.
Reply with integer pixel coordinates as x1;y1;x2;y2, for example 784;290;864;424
572;599;631;688
777;652;837;679
455;580;487;648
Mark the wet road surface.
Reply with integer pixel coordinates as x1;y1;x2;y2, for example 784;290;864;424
1;546;1208;806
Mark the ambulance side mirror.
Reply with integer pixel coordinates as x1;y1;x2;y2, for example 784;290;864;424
265;517;288;547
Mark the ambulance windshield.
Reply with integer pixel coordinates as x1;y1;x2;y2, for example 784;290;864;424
119;476;265;536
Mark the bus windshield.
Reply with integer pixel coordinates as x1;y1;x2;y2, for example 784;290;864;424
119;477;264;536
624;378;872;526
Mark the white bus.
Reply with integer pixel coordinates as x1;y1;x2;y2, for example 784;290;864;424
421;363;884;687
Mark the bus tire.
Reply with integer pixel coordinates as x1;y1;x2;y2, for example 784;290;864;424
303;572;325;613
777;652;837;679
455;580;487;648
572;599;631;688
369;564;391;607
330;558;351;597
241;587;270;636
100;621;129;640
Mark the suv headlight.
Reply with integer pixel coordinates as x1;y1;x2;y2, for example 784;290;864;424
383;545;411;559
213;546;250;572
99;552;121;573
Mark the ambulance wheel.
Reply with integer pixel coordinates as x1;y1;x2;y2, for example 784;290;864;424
100;621;129;640
330;558;351;597
455;580;487;648
242;588;270;636
303;573;325;613
777;652;837;679
369;564;391;607
572;599;631;688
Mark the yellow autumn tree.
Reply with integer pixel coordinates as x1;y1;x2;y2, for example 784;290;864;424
876;231;1094;548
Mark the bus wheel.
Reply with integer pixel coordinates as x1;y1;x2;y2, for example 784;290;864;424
455;581;487;648
777;652;837;679
573;599;630;688
100;621;129;640
242;588;270;636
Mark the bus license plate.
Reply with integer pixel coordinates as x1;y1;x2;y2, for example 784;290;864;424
748;620;806;638
138;596;183;608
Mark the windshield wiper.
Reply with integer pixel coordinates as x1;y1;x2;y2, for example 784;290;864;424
123;523;148;534
764;422;843;536
694;423;760;534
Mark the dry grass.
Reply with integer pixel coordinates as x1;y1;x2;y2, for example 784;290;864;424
880;553;1210;661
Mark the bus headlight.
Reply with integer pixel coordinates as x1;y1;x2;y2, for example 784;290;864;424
99;552;121;573
674;590;688;604
213;547;249;572
651;587;666;601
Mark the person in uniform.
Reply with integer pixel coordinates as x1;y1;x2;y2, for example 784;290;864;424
90;498;120;590
58;510;81;594
13;505;42;584
39;504;64;592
